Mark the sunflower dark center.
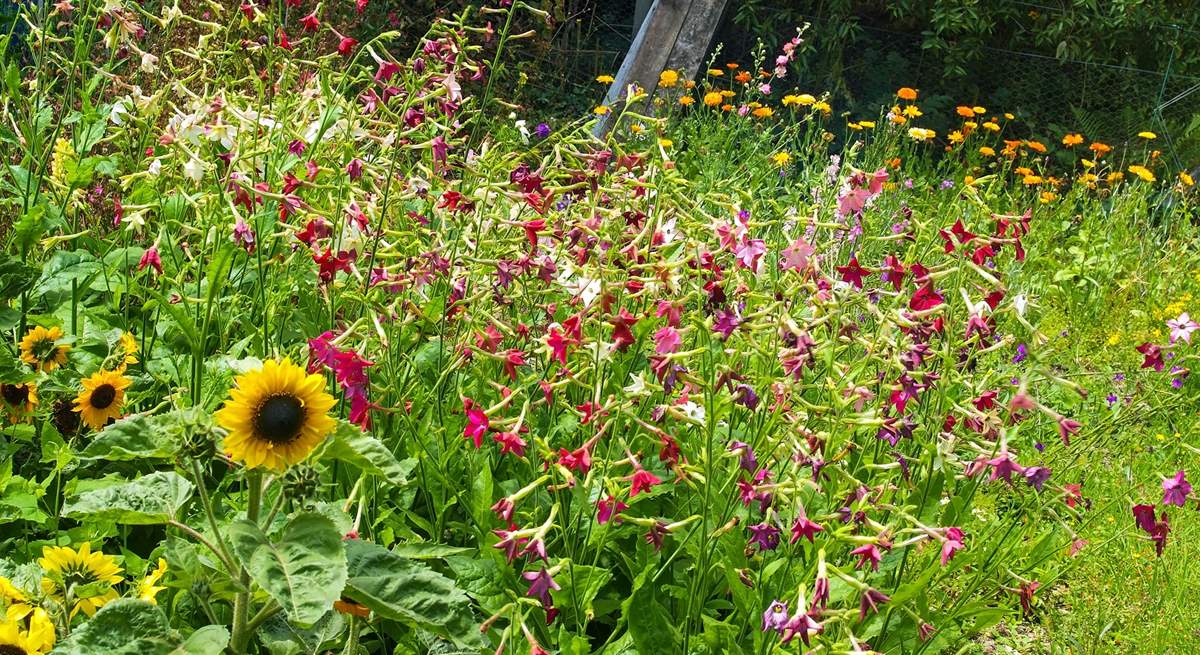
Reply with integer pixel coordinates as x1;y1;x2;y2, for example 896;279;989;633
0;643;28;655
90;384;117;409
255;394;305;444
1;384;28;406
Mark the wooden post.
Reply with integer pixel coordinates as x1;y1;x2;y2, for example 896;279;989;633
593;0;729;137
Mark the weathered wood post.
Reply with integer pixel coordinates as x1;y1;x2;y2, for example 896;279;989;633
593;0;729;138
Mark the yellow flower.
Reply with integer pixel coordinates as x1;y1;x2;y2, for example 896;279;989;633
678;95;694;106
897;87;918;100
948;130;964;144
955;106;974;118
39;543;123;618
216;358;337;471
707;68;723;77
119;332;139;366
901;105;922;118
703;91;722;107
907;127;936;141
771;152;791;167
658;69;679;88
137;559;168;604
1039;191;1057;204
811;101;831;115
1079;173;1099;187
1128;165;1156;182
982;121;1000;132
19;326;70;373
1004;112;1015;120
964;175;976;186
630;123;644;134
1062;133;1083;146
963;120;978;130
1138;131;1157;140
0;382;37;424
751;107;774;118
0;610;55;655
0;577;34;621
658;138;673;148
1179;172;1194;187
50;138;74;187
979;146;996;157
1023;174;1043;185
74;369;131;431
595;74;614;84
1107;172;1124;184
973;106;986;114
858;120;876;128
593;105;610;115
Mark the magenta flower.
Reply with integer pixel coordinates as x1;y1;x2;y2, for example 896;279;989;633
138;245;162;274
522;567;560;606
858;588;890;621
850;543;883;571
1162;470;1192;507
1167;313;1199;344
940;527;965;565
653;326;681;355
628;467;662;497
789;515;823;544
596;495;627;525
987;452;1024;483
493;431;527;457
780;610;821;646
462;400;489;448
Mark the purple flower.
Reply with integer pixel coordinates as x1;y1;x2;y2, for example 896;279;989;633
1106;393;1118;407
940;179;954;189
858;588;890;621
1012;343;1027;364
747;521;781;552
1163;470;1192;507
728;441;758;472
1113;372;1125;382
762;600;788;633
535;122;551;139
522;567;560;606
1023;466;1051;492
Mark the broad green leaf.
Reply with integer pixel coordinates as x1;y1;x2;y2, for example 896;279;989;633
226;512;346;627
321;422;415;485
169;626;229;655
343;540;482;648
0;254;37;300
62;471;193;525
51;599;180;654
34;250;102;304
551;561;611;624
622;565;678;653
387;543;472;559
78;413;180;461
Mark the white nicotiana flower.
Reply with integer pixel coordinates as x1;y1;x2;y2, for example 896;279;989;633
1013;294;1028;317
183;157;206;183
110;98;133;125
123;209;147;232
515;119;529;144
147;159;162;176
140;52;158;73
208;122;236;150
680;401;706;426
624;373;650;396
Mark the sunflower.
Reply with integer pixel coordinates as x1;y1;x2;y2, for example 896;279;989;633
216;358;337;471
136;559;168;604
73;370;131;431
38;543;123;618
119;332;139;367
0;382;37;424
0;577;33;621
0;609;55;655
18;327;70;373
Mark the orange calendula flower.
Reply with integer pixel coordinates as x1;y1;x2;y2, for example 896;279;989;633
1089;142;1111;155
678;95;694;106
658;69;679;87
751;107;774;118
1062;133;1083;147
979;146;996;157
956;106;974;118
734;71;751;83
1025;140;1047;153
703;91;722;107
897;87;918;100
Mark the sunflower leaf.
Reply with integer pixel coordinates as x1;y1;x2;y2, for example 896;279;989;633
320;421;416;486
50;599;181;655
342;539;483;649
78;412;181;461
62;471;193;525
225;512;347;628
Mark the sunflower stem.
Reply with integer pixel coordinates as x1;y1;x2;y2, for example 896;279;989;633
231;470;264;652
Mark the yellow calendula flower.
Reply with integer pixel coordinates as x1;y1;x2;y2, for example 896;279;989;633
593;105;611;115
771;152;791;167
858;120;876;128
216;358;337;471
751;107;774;118
907;127;936;141
902;105;922;118
1023;174;1043;185
973;106;986;114
707;68;723;77
1128;165;1156;182
595;74;614;84
1062;133;1083;147
39;543;124;618
1179;172;1194;187
0;382;37;424
982;121;1000;132
658;69;679;88
979;146;996;157
19;326;70;373
703;91;722;107
948;130;964;144
1004;112;1015;120
1039;191;1057;204
74;369;131;431
137;559;168;604
811;101;831;115
678;95;694;106
1137;131;1157;140
658;138;673;148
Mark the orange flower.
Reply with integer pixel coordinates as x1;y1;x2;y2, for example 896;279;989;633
703;91;722;107
897;87;918;101
955;106;974;118
734;71;751;83
1025;140;1046;154
1089;142;1111;156
1062;133;1083;147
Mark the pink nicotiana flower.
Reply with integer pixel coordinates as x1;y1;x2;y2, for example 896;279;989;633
1162;470;1191;507
1167;313;1199;344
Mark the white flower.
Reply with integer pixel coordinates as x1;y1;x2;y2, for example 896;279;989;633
110;98;132;125
624;373;650;396
183;157;206;183
123;209;146;232
140;52;158;73
680;401;706;425
147;159;162;176
515;119;529;144
1013;294;1028;317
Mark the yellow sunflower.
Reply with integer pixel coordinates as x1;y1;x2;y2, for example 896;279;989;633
38;543;123;618
119;332;139;367
0;577;33;622
0;382;37;424
216;358;337;471
73;370;131;431
136;559;168;604
0;609;55;655
18;327;70;373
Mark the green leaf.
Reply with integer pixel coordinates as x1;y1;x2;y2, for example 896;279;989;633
226;512;346;627
622;565;678;653
321;422;416;485
551;561;611;624
34;250;102;305
343;540;482;648
169;626;230;655
78;413;181;461
51;599;181;654
62;471;193;525
0;254;37;300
